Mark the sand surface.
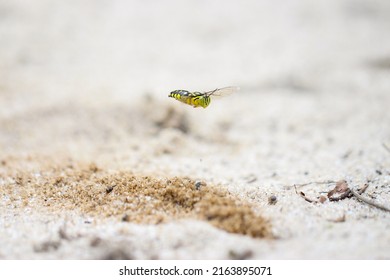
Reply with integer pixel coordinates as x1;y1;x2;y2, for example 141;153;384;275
1;0;390;259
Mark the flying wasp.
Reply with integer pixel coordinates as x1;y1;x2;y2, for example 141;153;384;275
168;86;239;108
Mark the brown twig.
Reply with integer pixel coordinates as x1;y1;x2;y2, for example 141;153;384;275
358;183;369;194
294;186;317;203
350;187;390;212
288;180;336;189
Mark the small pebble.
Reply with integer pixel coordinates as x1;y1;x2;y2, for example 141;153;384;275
268;195;277;205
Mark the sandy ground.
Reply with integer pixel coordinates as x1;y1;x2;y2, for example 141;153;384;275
1;0;390;259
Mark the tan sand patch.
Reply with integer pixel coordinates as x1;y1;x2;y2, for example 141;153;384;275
2;163;271;238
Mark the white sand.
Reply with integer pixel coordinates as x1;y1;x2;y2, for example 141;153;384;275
1;0;390;259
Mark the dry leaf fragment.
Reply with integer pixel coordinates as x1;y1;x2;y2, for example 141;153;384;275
328;180;351;201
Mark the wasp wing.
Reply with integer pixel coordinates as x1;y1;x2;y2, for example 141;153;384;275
204;86;240;98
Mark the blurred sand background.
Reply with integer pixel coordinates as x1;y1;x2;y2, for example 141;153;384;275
1;0;390;259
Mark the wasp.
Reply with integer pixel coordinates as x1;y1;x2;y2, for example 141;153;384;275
168;86;239;108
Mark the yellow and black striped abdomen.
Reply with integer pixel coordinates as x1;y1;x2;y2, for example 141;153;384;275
168;90;210;108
